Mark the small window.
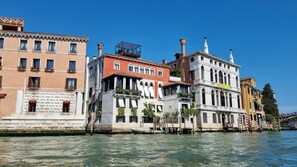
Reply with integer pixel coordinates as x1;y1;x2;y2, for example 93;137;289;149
201;66;204;80
34;41;42;51
32;59;40;70
0;57;2;68
203;113;207;123
0;76;2;88
228;66;230;69
48;41;56;52
70;43;77;54
28;100;37;112
134;65;139;73
20;39;27;51
158;69;163;76
189;70;195;81
190;57;194;62
202;89;206;104
114;61;120;70
89;87;93;97
140;66;144;74
210;60;213;64
62;101;70;113
68;61;76;73
128;64;133;72
0;38;4;49
46;59;54;71
173;64;177;68
201;56;204;61
89;67;93;76
19;58;27;69
215;61;217;65
219;63;222;67
145;68;149;74
66;78;77;90
150;68;154;75
28;77;40;89
231;115;234;124
235;68;238;72
213;113;217;123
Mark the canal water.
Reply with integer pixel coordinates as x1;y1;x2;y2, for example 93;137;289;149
0;131;296;166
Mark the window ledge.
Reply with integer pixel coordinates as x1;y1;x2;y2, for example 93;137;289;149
67;70;76;73
31;68;40;72
33;50;42;53
28;87;39;90
65;88;76;91
17;67;26;72
61;112;70;115
26;112;37;115
18;49;28;52
47;51;56;54
68;52;77;55
45;68;54;72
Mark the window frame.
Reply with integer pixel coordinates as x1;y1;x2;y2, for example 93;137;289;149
158;69;163;77
150;68;155;75
65;78;77;90
114;61;120;70
128;64;133;72
62;101;70;113
68;61;76;73
69;43;78;54
19;39;28;51
28;100;37;112
34;40;42;52
46;59;54;71
48;41;56;52
0;38;4;49
28;77;40;89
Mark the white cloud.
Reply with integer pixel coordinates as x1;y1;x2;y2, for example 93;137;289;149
279;105;297;114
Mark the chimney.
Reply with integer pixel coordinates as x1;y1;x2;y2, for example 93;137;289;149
162;59;167;64
97;43;104;57
179;38;186;57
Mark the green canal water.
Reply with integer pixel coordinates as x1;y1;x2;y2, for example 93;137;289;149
0;131;296;166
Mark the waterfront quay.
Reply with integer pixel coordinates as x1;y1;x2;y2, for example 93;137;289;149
0;131;296;166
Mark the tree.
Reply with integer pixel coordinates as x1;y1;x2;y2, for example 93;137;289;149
183;108;200;133
142;103;155;118
265;114;275;124
262;83;279;117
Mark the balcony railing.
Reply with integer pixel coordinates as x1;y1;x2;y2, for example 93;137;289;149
177;92;193;98
115;88;142;96
17;66;26;71
31;67;40;72
67;69;76;73
45;68;54;72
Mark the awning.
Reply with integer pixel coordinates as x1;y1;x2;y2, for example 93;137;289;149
118;98;125;107
149;86;155;98
144;85;149;97
158;88;163;99
157;105;163;112
254;100;262;107
131;99;137;108
138;85;144;96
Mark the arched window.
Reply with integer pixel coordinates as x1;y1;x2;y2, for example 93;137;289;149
215;70;218;82
134;65;139;73
210;68;213;82
220;91;225;106
224;73;227;84
128;64;133;72
140;66;144;74
219;71;223;84
225;92;228;107
229;93;232;107
202;88;206;104
114;61;120;70
237;95;241;108
216;90;219;106
211;90;215;105
201;66;204;80
158;69;163;76
236;76;239;88
228;74;231;85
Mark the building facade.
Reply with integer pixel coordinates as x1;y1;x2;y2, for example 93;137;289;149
168;38;246;131
240;77;266;131
0;16;88;131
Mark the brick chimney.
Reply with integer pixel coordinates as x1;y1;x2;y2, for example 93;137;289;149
162;59;167;64
179;38;186;57
97;43;104;57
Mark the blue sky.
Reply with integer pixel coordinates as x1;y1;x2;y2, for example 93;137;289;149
2;0;296;114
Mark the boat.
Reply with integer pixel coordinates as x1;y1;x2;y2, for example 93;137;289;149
130;128;164;134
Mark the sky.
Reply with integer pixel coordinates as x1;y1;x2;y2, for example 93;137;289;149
1;0;297;114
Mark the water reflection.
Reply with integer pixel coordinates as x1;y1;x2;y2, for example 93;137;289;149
0;131;296;166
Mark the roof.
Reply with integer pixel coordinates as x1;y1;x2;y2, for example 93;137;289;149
187;51;240;68
103;72;143;80
103;54;171;69
0;30;88;42
163;81;192;87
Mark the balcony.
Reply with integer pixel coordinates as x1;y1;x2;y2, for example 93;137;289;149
45;68;54;72
115;88;142;96
31;67;40;72
67;69;76;73
17;66;26;71
177;92;193;98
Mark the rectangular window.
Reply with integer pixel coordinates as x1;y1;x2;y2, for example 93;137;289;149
213;113;217;123
140;67;144;74
150;69;154;75
46;59;54;71
70;43;77;53
190;57;194;62
34;41;42;51
32;59;40;70
231;115;234;124
218;113;221;123
190;70;195;81
114;62;120;70
62;101;70;113
28;100;36;112
48;41;56;52
68;61;76;73
134;66;139;73
28;77;40;88
0;57;2;69
20;40;27;51
128;65;133;72
0;38;4;49
89;87;93;97
19;58;27;70
203;113;208;123
89;67;93;76
0;76;2;88
158;69;163;76
66;78;77;90
145;68;149;74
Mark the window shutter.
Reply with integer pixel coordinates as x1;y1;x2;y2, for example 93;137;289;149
28;77;32;87
65;78;68;89
74;79;77;89
38;77;41;88
0;76;2;88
